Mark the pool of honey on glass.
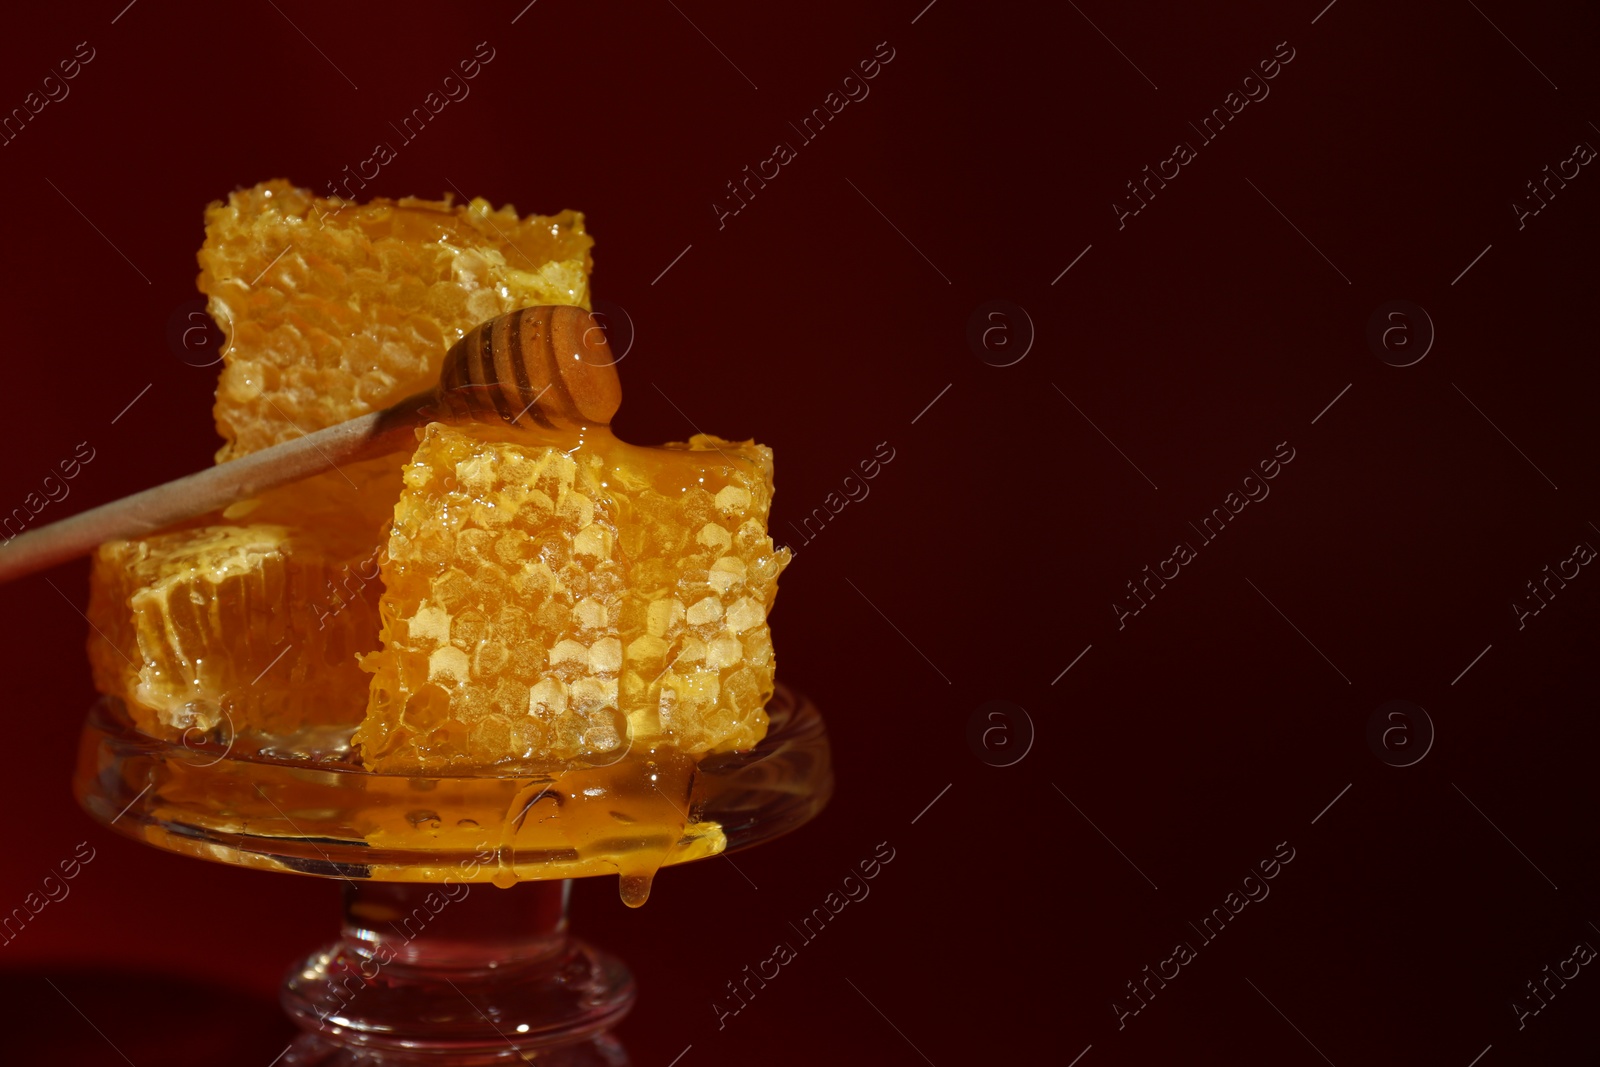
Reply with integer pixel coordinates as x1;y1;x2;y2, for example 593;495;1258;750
76;699;730;905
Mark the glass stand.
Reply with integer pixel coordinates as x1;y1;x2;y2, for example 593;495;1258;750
76;684;830;1064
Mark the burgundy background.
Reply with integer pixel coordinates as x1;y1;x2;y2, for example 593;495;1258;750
3;1;1600;1063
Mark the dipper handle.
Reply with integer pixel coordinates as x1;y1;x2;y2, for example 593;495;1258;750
0;399;426;584
0;305;621;585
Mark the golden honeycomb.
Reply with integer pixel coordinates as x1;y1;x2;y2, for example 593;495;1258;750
88;522;373;740
355;421;789;773
198;179;594;461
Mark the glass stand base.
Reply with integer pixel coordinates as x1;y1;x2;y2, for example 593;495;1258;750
284;1031;626;1067
279;881;631;1065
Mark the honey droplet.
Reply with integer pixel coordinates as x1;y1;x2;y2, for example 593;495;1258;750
618;871;654;908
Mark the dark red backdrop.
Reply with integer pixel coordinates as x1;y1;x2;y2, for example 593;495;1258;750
3;1;1599;1063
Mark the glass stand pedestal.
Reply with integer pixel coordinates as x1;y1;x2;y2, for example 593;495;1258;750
76;684;830;1064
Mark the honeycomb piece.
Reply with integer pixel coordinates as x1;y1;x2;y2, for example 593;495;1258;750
198;179;594;462
355;422;789;773
87;516;385;742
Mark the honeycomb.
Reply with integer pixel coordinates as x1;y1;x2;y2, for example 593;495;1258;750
87;511;382;741
354;421;789;773
198;179;593;461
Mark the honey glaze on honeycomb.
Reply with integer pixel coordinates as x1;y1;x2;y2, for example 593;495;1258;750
356;419;789;775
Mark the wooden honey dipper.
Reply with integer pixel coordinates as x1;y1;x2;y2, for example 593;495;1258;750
0;305;622;585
